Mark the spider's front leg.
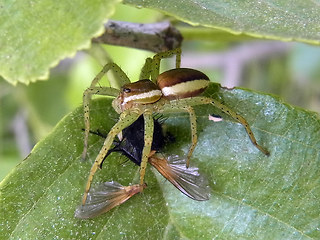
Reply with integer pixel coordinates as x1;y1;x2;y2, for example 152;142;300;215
82;86;119;160
184;106;198;168
139;112;154;185
82;63;130;160
139;57;153;80
82;111;140;205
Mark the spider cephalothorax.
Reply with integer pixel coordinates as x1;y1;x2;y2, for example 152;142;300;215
81;48;269;205
118;79;162;111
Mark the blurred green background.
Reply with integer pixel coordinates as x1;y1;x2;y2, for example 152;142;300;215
1;4;320;181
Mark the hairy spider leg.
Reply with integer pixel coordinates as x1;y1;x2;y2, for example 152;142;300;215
184;106;198;168
157;96;269;158
139;112;154;185
82;87;118;160
82;63;130;160
151;101;198;167
82;111;141;205
210;98;270;156
90;62;130;88
151;48;182;82
139;57;153;80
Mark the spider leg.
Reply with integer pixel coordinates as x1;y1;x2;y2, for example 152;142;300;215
82;87;119;160
90;62;130;88
184;106;198;168
82;111;141;205
156;100;199;167
155;104;197;167
151;48;181;82
139;57;153;80
159;96;269;160
139;112;154;185
85;44;120;89
210;98;270;156
82;63;130;160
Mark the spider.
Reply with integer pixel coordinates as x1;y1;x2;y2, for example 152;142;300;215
75;116;209;218
81;48;269;204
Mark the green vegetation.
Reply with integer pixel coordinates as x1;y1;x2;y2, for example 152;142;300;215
1;1;320;239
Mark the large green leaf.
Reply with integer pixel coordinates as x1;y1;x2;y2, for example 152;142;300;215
0;0;120;85
1;84;319;239
124;0;320;45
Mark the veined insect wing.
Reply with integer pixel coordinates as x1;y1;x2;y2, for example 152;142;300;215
75;181;145;219
149;155;210;201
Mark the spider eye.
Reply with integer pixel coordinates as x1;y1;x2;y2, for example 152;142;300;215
123;88;131;93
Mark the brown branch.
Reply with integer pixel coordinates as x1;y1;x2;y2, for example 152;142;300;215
92;20;183;52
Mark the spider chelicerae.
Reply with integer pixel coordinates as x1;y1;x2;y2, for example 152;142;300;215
81;48;269;205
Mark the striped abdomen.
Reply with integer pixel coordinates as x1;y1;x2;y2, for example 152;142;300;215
157;68;210;99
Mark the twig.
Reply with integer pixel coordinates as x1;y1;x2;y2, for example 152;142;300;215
92;20;183;52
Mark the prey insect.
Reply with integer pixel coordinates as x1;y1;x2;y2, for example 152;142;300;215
81;48;269;205
75;116;209;218
106;115;209;201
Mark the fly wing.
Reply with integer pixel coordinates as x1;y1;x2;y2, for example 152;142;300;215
149;155;210;201
75;181;143;219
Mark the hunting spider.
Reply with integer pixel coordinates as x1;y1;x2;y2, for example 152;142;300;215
81;48;269;204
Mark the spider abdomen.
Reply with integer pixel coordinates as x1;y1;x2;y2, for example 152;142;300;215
157;68;210;99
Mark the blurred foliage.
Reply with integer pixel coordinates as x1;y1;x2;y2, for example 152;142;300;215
124;0;320;45
0;4;160;181
0;0;121;84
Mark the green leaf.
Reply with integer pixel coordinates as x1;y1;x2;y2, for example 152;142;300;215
0;0;120;85
124;0;320;45
1;84;320;239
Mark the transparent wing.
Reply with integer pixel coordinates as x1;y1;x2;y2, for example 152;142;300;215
75;181;144;219
149;155;210;201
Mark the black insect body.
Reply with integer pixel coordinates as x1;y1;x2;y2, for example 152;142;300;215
97;115;209;201
75;116;209;219
106;115;166;166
